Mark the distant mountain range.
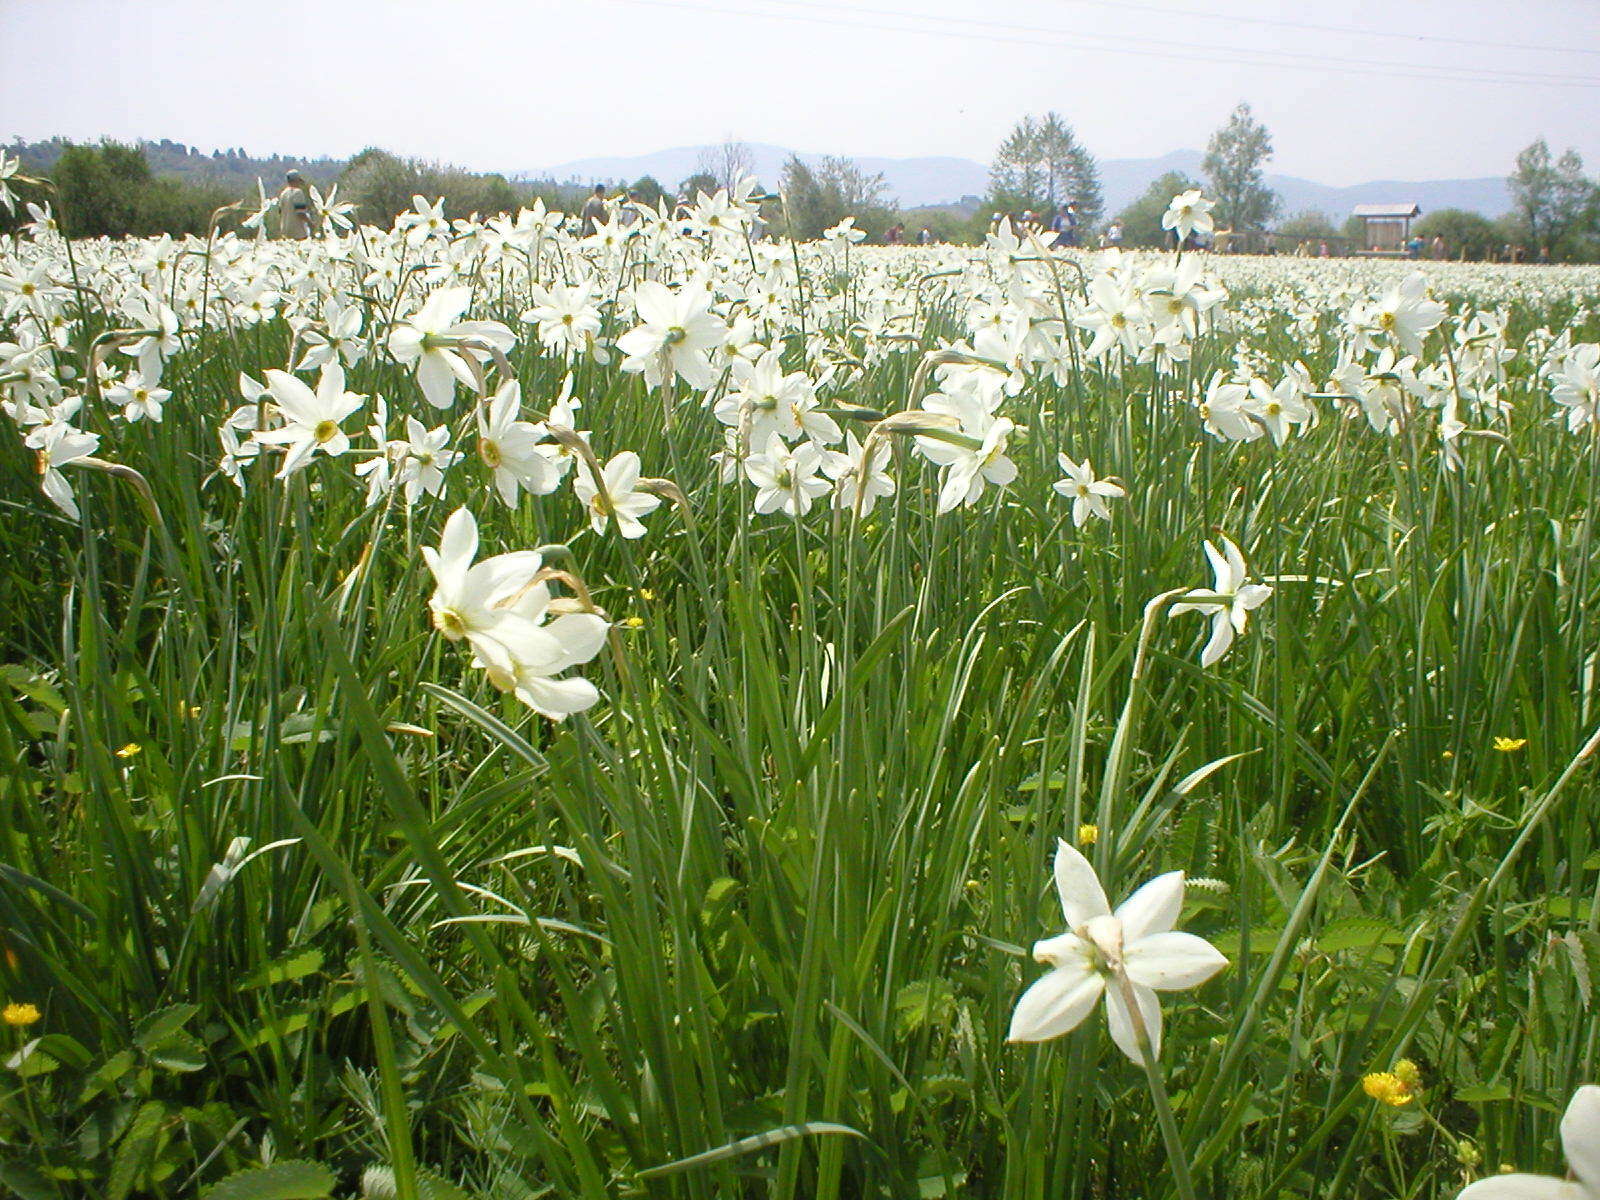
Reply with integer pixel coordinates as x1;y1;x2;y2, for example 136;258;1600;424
532;143;1512;220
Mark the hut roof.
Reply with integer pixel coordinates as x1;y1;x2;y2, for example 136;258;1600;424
1351;203;1422;219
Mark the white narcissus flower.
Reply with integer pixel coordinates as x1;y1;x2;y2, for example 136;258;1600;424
106;371;171;424
421;506;547;677
571;450;661;540
1053;455;1126;527
825;431;896;516
395;416;459;505
253;364;365;477
1197;372;1264;443
1009;840;1227;1062
387;286;515;409
744;432;830;517
521;280;603;361
1458;1086;1600;1199
1170;536;1273;668
922;416;1018;515
473;610;611;721
1552;344;1599;433
422;508;609;721
34;425;100;520
476;380;560;507
1161;189;1215;243
1246;372;1314;445
616;281;726;392
1366;272;1447;359
0;151;19;213
823;217;866;244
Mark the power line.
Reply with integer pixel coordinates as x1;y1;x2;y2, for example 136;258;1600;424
736;0;1600;86
1035;0;1600;61
607;0;1600;88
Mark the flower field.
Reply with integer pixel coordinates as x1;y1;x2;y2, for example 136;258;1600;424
3;172;1600;1199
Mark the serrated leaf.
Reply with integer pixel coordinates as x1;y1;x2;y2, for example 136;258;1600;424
150;1030;208;1073
1317;916;1405;953
134;1002;199;1050
418;1170;478;1200
202;1159;335;1200
108;1100;167;1200
1559;931;1600;1008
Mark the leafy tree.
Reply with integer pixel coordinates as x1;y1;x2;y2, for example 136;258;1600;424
339;149;525;226
987;112;1102;228
1413;209;1499;260
780;154;890;240
1508;139;1597;257
677;171;718;201
1203;102;1280;231
1275;210;1337;241
1509;139;1559;247
1114;171;1199;247
46;140;228;237
630;175;666;206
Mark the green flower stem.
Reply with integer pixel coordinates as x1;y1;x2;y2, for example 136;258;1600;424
1119;973;1199;1200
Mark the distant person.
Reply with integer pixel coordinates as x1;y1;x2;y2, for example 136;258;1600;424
918;226;932;244
618;190;642;228
277;170;315;240
1538;244;1551;263
1106;219;1124;251
1318;240;1330;257
1021;210;1036;233
1430;234;1446;260
886;222;904;244
580;184;609;236
1050;202;1079;248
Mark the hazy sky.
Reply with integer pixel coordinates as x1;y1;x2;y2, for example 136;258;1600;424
3;0;1598;184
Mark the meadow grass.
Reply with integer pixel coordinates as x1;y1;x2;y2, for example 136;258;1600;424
1;199;1598;1199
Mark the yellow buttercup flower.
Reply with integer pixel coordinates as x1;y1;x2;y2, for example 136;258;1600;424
1077;823;1099;847
116;742;142;759
3;1002;41;1027
1493;737;1527;753
1363;1060;1422;1107
622;616;645;629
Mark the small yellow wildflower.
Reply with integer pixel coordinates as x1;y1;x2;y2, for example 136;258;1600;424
1493;737;1527;753
1077;823;1099;847
638;588;657;601
622;616;645;630
1363;1060;1422;1107
1441;750;1453;760
2;1002;41;1027
116;743;142;759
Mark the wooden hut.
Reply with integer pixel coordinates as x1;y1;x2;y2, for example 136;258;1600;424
1352;203;1421;254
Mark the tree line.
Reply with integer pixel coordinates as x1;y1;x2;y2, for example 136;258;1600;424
6;122;1600;259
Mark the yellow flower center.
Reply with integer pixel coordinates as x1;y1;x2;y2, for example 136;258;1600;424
313;419;339;443
432;607;466;639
